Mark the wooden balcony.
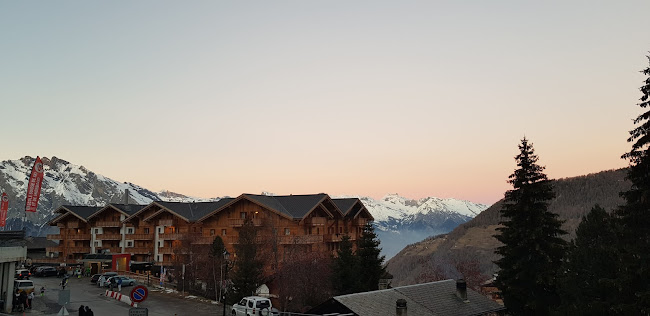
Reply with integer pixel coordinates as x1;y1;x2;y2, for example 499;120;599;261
190;236;215;245
278;235;323;244
228;218;262;227
159;233;183;240
69;234;91;241
324;234;344;243
158;247;174;254
57;223;65;228
97;234;121;240
129;233;153;240
304;217;327;226
47;234;64;240
68;247;90;254
227;236;265;244
353;218;369;226
33;257;67;264
125;247;152;254
46;247;63;253
95;221;121;227
67;222;80;228
158;219;173;226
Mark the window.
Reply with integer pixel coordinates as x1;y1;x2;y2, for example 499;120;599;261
126;241;134;247
339;227;343;234
192;227;196;233
210;229;215;236
94;228;100;234
284;228;290;235
94;241;99;247
144;228;150;234
222;229;227;236
248;300;254;308
158;227;164;234
240;212;246;219
126;227;134;234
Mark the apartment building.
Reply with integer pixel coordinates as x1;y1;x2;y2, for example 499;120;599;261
46;193;373;269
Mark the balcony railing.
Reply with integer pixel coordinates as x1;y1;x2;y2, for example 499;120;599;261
278;235;323;244
46;247;63;253
227;236;265;244
33;257;69;264
95;221;121;227
125;247;152;254
324;234;344;242
101;247;122;254
353;218;369;226
47;234;63;240
68;247;90;254
158;247;175;254
159;233;183;240
304;217;327;226
228;218;262;227
69;234;91;241
128;233;153;240
97;234;121;240
67;222;80;228
190;236;215;245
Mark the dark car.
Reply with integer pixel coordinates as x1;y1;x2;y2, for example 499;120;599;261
15;269;31;280
90;274;101;284
35;266;58;277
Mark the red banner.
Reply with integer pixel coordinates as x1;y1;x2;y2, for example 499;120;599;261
0;192;8;227
25;156;44;213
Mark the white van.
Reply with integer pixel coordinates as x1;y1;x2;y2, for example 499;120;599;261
14;280;34;294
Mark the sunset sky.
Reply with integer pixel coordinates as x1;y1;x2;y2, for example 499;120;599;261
2;1;649;205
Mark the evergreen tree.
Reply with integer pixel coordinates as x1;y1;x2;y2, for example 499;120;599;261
331;235;360;295
210;236;226;302
230;219;265;303
555;205;619;315
356;222;386;292
616;53;650;314
494;137;567;315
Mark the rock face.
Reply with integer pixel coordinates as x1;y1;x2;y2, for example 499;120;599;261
386;168;630;286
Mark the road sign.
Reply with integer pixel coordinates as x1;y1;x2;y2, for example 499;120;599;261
129;307;148;316
130;285;149;303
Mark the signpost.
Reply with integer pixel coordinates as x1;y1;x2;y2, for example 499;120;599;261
130;285;149;303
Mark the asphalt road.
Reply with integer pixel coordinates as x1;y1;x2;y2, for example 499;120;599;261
9;275;223;316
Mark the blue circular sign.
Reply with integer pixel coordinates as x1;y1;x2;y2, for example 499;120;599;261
130;285;148;303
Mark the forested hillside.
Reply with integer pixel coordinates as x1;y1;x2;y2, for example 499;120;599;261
386;168;629;286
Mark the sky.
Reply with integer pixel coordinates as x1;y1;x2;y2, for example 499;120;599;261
2;1;649;205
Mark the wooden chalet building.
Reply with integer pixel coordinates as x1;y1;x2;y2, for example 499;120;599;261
47;193;373;272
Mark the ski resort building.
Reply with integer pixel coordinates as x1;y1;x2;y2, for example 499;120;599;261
45;193;373;270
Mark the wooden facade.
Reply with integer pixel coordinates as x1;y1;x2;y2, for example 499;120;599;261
47;194;373;272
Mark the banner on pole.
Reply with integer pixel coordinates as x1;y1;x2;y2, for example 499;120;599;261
25;156;44;213
0;193;8;227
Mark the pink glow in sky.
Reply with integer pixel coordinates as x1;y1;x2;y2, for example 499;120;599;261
2;1;648;205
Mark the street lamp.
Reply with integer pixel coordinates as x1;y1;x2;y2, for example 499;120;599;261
222;250;230;316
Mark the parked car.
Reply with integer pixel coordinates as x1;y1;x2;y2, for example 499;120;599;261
34;266;58;277
231;296;274;316
97;272;118;287
14;280;35;294
15;269;31;280
106;276;136;287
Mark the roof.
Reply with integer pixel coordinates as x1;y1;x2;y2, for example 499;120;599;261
151;199;235;222
332;198;358;216
243;194;330;219
313;280;505;316
86;204;146;221
61;205;103;220
24;237;57;249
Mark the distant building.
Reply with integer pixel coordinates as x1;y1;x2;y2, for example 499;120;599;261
308;279;506;316
24;236;58;265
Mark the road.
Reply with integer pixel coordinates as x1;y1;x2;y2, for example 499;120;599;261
9;275;224;316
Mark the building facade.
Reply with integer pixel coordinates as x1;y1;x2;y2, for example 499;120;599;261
46;194;373;270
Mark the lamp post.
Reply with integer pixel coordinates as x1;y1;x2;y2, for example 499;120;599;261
222;250;230;316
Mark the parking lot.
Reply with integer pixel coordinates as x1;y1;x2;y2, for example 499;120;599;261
7;275;220;316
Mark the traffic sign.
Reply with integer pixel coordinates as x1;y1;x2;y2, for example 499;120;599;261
130;285;149;303
129;307;148;316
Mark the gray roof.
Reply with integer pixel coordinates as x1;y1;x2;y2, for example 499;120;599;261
62;205;102;220
108;204;147;216
333;280;505;316
332;198;359;216
156;198;235;222
25;237;57;249
244;194;329;219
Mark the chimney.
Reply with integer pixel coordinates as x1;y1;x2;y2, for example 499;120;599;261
456;279;468;302
124;189;129;205
396;299;407;316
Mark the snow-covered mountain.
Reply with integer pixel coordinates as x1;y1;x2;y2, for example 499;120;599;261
0;156;489;259
0;156;214;236
341;194;489;259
